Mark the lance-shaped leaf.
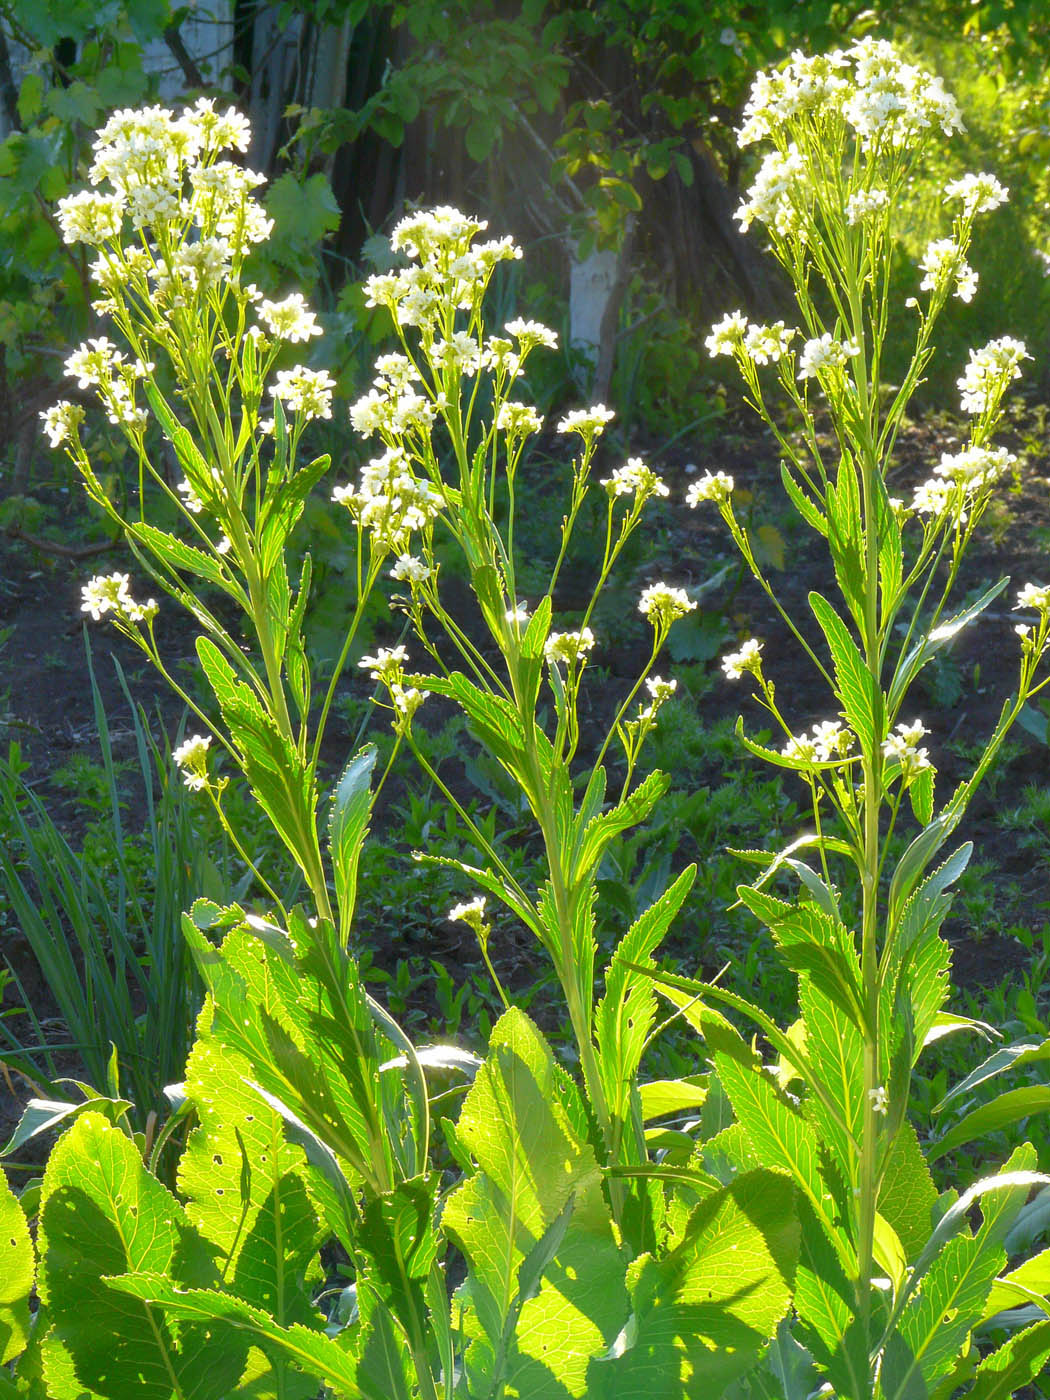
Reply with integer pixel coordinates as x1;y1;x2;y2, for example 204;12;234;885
443;1008;627;1399
37;1112;246;1399
0;1169;33;1365
936;1035;1050;1114
104;1277;365;1397
571;769;671;883
178;1007;325;1400
889;577;1009;711
595;866;696;1131
878;1122;938;1262
929;1087;1050;1164
966;1319;1050;1400
587;1169;798;1398
328;743;378;937
809;590;879;748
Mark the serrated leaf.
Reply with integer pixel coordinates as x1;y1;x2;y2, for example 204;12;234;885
596;867;696;1129
981;1246;1050;1323
587;1170;798;1398
443;1009;625;1398
966;1319;1050;1399
37;1113;244;1399
0;1169;33;1364
878;1121;938;1261
103;1277;363;1395
936;1036;1050;1114
808;591;878;748
328;743;377;939
133;521;236;592
889;578;1009;711
573;770;671;882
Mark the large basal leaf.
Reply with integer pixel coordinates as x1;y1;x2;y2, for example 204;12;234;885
0;1168;33;1364
587;1169;798;1398
443;1008;626;1399
178;1005;326;1399
37;1112;245;1399
104;1277;364;1397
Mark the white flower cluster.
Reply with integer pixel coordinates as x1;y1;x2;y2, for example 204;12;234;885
364;207;522;331
258;293;322;344
350;357;438;440
705;311;749;357
1016;583;1050;613
544;628;596;666
780;720;854;764
845;188;888;225
957;337;1029;416
722;637;763;680
40;400;85;449
686;470;734;507
745;322;797;364
600;457;669;502
919;238;977;302
881;718;931;777
269;366;335;422
495;401;543;437
797;333;861;381
944;172;1008;215
332;446;445;551
171;734;212;791
739;39;963;152
638;583;696;628
933;444;1015;490
556;405;615;439
735;145;809;238
357;645;428;723
81;572;158;626
636;674;677;725
448;895;487;933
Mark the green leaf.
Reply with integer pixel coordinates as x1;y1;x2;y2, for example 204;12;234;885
179;1019;324;1328
981;1246;1050;1322
133;521;237;593
1;1096;132;1157
796;974;863;1198
328;743;378;937
595;866;696;1128
103;1277;365;1396
889;578;1009;711
808;592;879;749
780;461;828;537
929;1088;1050;1163
826;454;865;625
966;1320;1050;1399
638;1078;708;1121
878;1121;938;1261
936;1036;1050;1114
0;1169;33;1364
573;769;671;883
265;173;341;248
37;1113;244;1399
443;1009;626;1398
587;1170;798;1398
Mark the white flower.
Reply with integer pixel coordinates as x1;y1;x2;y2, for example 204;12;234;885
638;583;696;627
65;337;124;389
1016;583;1050;613
505;318;558;349
258;293;322;343
735;146;809;237
911;477;957;517
958;337;1029;416
505;604;530;625
934;445;1015;489
798;334;860;381
845;188;888;224
722;638;763;680
544;628;596;665
390;683;428;722
646;675;677;703
781;734;818;763
600;457;669;500
686;471;734;506
80;572;157;625
744;322;796;364
389;554;431;584
171;734;212;791
358;645;409;680
431;331;483;376
449;895;486;929
55;190;125;245
944;172;1008;215
556;405;615;437
705;311;749;357
868;1085;889;1115
269;366;335;420
882;719;931;777
919;239;977;302
40;401;85;449
178;478;205;514
496;401;542;436
811;721;854;760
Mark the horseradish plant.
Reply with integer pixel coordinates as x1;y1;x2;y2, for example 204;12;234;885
664;36;1050;1400
11;101;799;1400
